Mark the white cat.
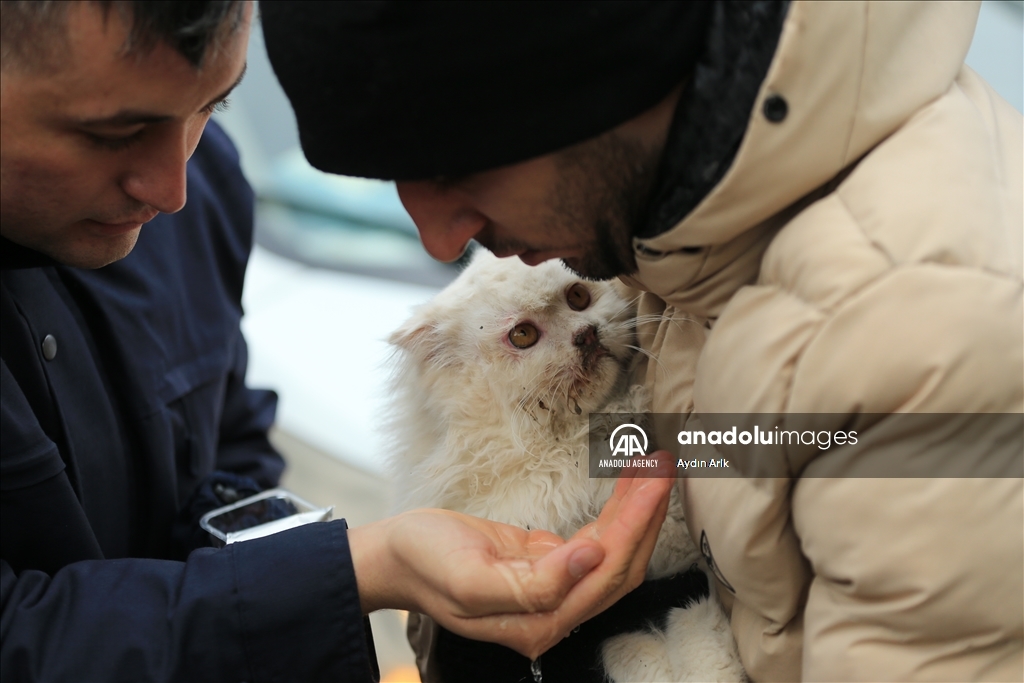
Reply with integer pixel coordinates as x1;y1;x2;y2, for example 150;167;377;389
386;250;745;682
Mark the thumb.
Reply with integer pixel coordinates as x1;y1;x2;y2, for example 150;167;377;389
498;538;606;613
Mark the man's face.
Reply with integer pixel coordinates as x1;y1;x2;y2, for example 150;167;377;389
396;86;680;281
0;3;251;268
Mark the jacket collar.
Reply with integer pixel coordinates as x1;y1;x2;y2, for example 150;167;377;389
0;236;59;270
641;1;789;241
629;0;980;307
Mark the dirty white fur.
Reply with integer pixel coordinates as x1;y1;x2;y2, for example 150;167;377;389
602;596;746;682
386;251;744;682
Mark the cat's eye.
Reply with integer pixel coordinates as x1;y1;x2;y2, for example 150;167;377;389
566;283;591;311
509;323;539;349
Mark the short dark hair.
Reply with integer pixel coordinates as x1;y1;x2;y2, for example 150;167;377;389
0;0;245;70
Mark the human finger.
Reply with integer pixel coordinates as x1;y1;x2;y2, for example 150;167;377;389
575;474;672;623
458;455;674;619
446;472;674;658
390;510;605;619
556;455;675;618
439;533;606;617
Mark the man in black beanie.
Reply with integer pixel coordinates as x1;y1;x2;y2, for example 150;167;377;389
264;1;1024;682
263;0;716;280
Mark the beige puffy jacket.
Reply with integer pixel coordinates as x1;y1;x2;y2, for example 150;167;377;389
623;1;1023;680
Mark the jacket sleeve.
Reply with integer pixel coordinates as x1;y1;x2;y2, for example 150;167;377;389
0;520;376;683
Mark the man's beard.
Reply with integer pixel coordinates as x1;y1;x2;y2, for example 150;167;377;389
551;130;663;281
561;216;636;281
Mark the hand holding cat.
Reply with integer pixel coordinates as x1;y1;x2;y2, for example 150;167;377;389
347;457;674;659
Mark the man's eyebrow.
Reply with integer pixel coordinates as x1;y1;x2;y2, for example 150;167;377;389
74;63;248;127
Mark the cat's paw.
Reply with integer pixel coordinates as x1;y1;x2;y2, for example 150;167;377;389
601;629;675;683
664;596;747;682
599;594;746;683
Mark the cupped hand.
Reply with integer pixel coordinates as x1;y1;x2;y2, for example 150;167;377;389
348;455;675;659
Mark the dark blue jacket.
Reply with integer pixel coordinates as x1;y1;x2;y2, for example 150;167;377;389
0;123;375;682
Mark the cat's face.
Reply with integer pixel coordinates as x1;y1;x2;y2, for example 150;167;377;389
391;251;636;421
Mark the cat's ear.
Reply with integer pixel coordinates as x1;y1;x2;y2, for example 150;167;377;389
389;317;433;351
389;308;456;366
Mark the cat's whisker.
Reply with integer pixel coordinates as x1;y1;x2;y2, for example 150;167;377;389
663;315;704;338
614;314;702;334
626;313;693;325
510;394;534;453
607;316;658;333
553;374;575;413
606;294;642;321
510;368;558;455
625;343;669;377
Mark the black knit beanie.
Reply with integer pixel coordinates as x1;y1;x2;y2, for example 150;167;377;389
261;1;712;180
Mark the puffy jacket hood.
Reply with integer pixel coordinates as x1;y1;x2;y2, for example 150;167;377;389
627;1;982;307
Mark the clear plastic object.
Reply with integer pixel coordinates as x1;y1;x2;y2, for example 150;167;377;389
200;488;334;546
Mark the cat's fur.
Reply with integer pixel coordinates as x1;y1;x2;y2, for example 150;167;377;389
386;250;745;682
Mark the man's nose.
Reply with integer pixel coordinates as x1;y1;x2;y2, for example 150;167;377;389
120;122;199;215
396;180;487;262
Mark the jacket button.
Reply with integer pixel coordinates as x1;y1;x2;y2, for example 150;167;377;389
763;94;788;123
41;334;57;361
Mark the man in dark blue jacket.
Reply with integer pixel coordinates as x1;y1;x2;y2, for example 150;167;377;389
0;2;382;679
0;2;676;680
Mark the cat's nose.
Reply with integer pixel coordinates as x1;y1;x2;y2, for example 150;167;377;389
573;324;599;348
